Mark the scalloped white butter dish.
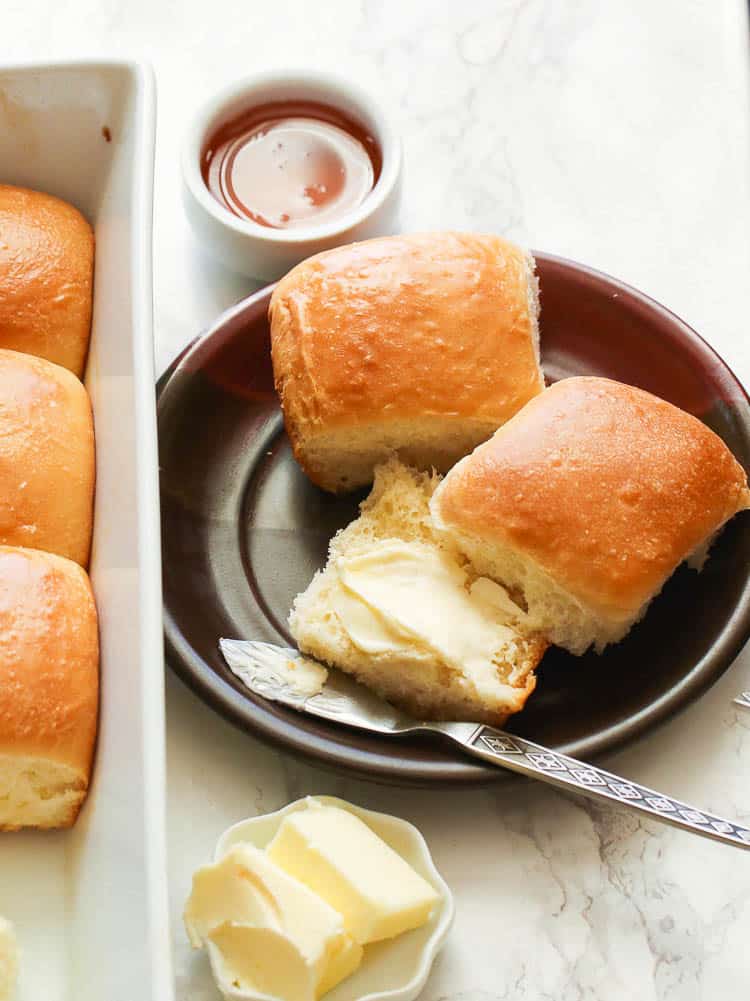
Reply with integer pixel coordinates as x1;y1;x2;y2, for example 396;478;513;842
207;795;454;1001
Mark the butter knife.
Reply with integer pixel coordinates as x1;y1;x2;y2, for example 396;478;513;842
220;639;750;851
734;692;750;709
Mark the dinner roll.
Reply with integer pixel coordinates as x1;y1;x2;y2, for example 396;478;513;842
0;349;95;566
0;546;99;831
290;459;546;725
0;184;94;377
270;232;544;492
430;377;750;654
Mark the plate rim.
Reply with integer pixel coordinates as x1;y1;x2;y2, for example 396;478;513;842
158;251;750;786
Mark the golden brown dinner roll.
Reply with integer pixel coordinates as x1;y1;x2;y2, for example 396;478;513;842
0;184;94;377
0;349;95;566
270;232;544;492
431;377;750;654
0;546;99;831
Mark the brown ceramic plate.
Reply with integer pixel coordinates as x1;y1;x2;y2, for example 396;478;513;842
158;253;750;785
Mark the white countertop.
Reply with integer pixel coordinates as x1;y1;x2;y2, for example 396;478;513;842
9;1;750;998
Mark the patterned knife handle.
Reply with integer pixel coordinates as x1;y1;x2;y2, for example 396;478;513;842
735;692;750;710
434;722;750;851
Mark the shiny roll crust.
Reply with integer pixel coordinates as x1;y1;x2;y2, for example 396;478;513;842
270;232;544;492
431;377;750;653
0;349;95;567
0;184;94;377
0;546;99;830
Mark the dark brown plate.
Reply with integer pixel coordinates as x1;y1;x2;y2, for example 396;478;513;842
158;252;750;785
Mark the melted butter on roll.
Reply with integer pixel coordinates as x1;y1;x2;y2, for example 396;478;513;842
331;540;526;699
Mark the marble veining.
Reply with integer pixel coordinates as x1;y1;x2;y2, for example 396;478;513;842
5;0;750;998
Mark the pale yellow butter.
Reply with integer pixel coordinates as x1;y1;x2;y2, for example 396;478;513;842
331;540;524;698
283;656;328;697
267;802;439;945
209;924;318;1001
255;654;328;697
208;923;361;1001
184;843;361;1000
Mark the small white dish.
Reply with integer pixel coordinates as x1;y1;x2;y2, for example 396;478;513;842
182;71;402;281
210;795;454;1001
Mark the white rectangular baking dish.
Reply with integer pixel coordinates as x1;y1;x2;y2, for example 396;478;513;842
0;60;172;1001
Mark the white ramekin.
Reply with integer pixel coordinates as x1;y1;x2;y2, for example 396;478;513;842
181;71;403;281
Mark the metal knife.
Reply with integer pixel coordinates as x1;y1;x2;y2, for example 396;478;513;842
220;638;750;851
734;692;750;710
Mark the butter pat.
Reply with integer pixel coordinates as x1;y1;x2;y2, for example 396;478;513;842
0;917;18;1001
184;843;361;1000
208;924;361;1001
272;656;328;698
267;803;439;944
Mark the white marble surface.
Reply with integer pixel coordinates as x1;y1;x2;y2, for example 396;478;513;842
8;1;750;998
